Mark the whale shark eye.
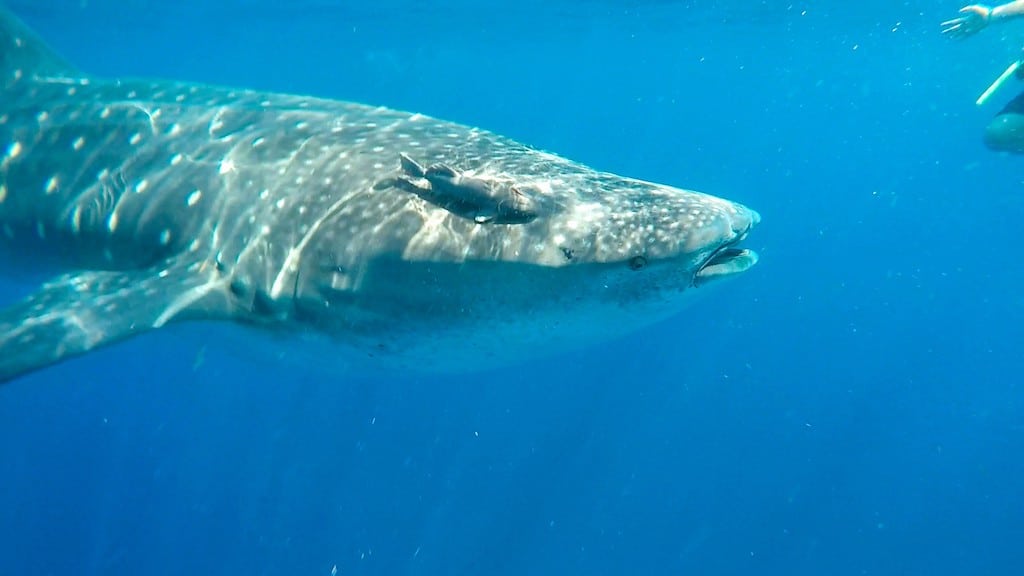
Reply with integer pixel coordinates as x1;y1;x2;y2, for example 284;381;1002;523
628;255;647;270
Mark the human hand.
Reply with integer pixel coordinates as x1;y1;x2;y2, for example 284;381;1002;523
941;4;994;38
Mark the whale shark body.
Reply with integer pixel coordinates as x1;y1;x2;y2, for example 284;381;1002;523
0;8;760;384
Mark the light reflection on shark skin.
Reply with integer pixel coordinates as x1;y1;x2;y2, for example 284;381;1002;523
0;7;759;384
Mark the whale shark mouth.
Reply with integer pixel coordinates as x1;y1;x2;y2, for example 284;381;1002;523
694;242;759;287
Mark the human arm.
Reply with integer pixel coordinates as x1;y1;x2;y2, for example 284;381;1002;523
941;2;1024;39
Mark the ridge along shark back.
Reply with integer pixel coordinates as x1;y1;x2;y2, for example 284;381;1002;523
0;7;761;385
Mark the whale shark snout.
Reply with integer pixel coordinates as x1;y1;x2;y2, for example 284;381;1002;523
690;202;760;287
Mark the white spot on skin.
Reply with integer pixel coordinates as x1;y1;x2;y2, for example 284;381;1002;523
159;230;171;245
129;133;142;145
186;190;202;207
44;176;59;194
70;206;82;234
12;69;22;81
219;159;235;174
67;86;77;96
5;141;22;162
100;107;111;119
168;123;181;136
0;184;6;204
72;136;85;151
135;179;149;193
170;153;183;165
36;111;48;122
275;198;286;209
108;212;119;232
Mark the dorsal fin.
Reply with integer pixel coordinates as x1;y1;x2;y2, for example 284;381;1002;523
0;7;79;86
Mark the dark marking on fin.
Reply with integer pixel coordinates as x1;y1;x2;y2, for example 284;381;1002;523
374;153;432;194
399;152;426;178
424;164;459;180
0;260;228;384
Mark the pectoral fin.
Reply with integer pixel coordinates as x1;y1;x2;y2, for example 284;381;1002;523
0;259;228;384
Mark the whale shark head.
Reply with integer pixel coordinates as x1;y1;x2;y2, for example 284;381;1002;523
284;141;761;372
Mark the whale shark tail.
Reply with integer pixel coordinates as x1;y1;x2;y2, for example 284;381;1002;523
1;6;79;89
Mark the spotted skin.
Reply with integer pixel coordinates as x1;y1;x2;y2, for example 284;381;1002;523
0;8;760;384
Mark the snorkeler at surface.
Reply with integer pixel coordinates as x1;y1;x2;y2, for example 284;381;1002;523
943;2;1024;152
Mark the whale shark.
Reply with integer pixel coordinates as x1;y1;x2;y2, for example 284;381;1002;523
0;7;760;384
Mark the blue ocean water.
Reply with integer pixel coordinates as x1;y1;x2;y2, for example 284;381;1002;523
1;0;1022;574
